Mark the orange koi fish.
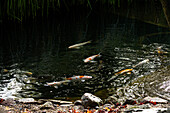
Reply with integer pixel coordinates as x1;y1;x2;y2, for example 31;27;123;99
108;59;149;81
114;69;133;76
66;75;92;82
108;69;133;81
83;53;101;63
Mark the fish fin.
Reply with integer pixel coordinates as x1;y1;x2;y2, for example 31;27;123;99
126;72;132;75
63;82;69;85
81;80;85;82
74;47;81;49
63;80;71;85
54;86;58;89
98;52;102;57
89;60;97;63
45;83;50;86
47;82;53;86
87;40;92;44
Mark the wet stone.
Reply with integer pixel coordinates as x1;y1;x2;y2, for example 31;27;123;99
74;100;82;105
143;96;168;104
81;93;103;108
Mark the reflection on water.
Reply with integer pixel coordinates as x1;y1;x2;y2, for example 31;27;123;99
0;13;170;100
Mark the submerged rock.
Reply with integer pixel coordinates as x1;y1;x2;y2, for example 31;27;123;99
143;96;168;104
81;93;103;108
40;101;55;109
0;98;15;106
74;100;82;105
105;96;118;104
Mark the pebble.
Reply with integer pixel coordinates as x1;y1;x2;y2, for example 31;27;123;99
81;93;103;108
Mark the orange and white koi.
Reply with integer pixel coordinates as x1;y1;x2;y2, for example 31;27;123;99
68;40;92;49
66;75;92;82
157;46;168;55
83;53;101;63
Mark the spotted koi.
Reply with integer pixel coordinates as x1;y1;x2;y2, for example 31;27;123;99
66;75;92;81
83;53;101;63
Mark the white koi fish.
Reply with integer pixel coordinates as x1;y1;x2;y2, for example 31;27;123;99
66;75;92;82
83;53;101;63
132;59;149;68
47;80;71;87
68;40;92;49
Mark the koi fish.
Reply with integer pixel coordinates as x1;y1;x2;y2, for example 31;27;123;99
108;69;133;81
66;75;92;82
68;40;92;49
9;69;33;75
114;69;133;76
108;59;149;81
132;59;149;68
19;71;33;75
157;46;168;55
47;80;71;89
83;53;101;63
0;69;8;73
47;80;70;86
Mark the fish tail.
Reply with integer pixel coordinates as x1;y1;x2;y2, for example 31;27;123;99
87;40;92;44
47;82;53;86
98;52;102;57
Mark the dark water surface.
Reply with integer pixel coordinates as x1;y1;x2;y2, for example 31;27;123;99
0;13;170;100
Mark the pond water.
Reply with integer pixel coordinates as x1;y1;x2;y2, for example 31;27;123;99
0;12;170;101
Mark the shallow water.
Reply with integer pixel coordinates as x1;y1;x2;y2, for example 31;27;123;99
0;13;170;100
